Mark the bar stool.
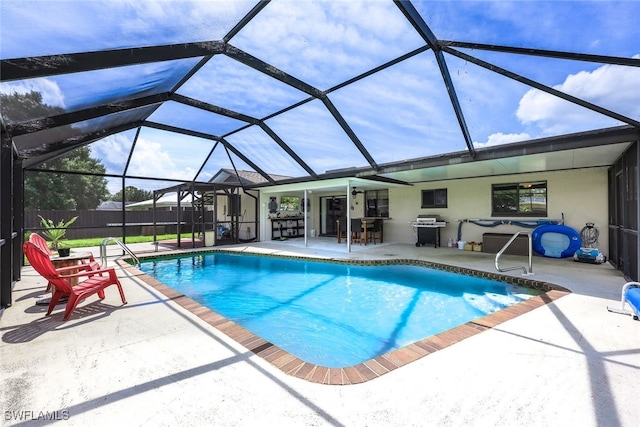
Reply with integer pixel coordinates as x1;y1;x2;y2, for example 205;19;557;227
368;218;383;244
337;218;347;243
351;218;363;244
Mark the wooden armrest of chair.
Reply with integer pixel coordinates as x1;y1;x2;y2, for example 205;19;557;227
55;263;96;274
59;267;117;281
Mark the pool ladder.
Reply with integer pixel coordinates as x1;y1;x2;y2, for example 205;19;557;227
100;237;140;267
494;231;534;275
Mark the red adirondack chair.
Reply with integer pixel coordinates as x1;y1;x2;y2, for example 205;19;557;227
29;233;102;292
24;241;127;320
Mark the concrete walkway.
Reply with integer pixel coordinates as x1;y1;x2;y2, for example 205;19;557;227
1;239;638;426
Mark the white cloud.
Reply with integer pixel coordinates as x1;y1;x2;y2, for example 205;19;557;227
126;136;204;181
1;0;256;59
1;79;66;108
177;55;306;117
474;132;531;149
91;133;134;174
127;138;177;176
232;0;424;87
115;0;257;44
517;55;640;135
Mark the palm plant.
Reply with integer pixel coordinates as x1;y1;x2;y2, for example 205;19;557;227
38;215;78;251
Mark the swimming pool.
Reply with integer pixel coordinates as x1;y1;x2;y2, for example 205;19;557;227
138;252;542;368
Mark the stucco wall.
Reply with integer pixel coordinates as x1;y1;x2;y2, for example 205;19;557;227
386;168;609;256
257;167;610;256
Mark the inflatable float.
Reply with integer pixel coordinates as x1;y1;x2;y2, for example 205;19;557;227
531;224;581;258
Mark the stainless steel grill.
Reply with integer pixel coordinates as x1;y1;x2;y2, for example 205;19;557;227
409;215;447;247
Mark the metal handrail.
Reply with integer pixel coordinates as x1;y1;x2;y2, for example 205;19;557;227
100;237;140;267
494;231;534;275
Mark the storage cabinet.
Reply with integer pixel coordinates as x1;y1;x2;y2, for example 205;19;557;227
417;227;441;247
271;217;305;239
482;232;529;255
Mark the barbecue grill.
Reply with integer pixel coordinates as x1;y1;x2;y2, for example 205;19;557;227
409;215;447;247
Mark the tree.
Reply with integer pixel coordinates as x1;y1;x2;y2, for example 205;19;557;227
1;90;111;210
23;147;111;210
111;186;153;203
0;90;64;123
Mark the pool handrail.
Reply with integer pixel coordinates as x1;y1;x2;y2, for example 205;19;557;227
494;231;533;276
100;237;140;267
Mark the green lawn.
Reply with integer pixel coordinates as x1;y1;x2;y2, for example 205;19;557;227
23;233;197;265
36;233;197;249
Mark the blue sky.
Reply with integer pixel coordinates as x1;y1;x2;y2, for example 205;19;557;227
1;0;639;194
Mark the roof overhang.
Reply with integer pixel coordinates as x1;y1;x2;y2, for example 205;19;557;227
257;176;410;195
376;125;638;183
249;125;638;190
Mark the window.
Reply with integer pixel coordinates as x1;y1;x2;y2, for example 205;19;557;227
279;196;300;212
492;181;547;217
364;189;389;217
421;188;447;208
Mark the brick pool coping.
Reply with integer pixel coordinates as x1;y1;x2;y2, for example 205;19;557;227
116;251;570;385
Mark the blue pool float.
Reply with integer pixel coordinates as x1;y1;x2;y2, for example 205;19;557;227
625;285;640;320
532;224;581;258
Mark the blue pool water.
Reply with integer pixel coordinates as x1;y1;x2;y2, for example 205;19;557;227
138;252;540;367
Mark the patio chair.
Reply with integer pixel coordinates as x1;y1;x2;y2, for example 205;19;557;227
367;219;383;244
337;218;348;243
23;241;127;320
29;233;101;291
351;218;364;244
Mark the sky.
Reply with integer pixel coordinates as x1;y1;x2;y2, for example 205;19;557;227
1;0;639;195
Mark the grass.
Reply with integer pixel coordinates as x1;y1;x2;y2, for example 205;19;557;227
63;233;195;248
23;233;196;265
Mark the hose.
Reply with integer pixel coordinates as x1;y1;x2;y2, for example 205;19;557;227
456;218;559;242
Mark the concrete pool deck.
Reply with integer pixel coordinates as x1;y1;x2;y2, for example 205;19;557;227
2;239;639;426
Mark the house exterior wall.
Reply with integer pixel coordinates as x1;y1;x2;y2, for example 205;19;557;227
386;168;609;256
256;168;609;256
